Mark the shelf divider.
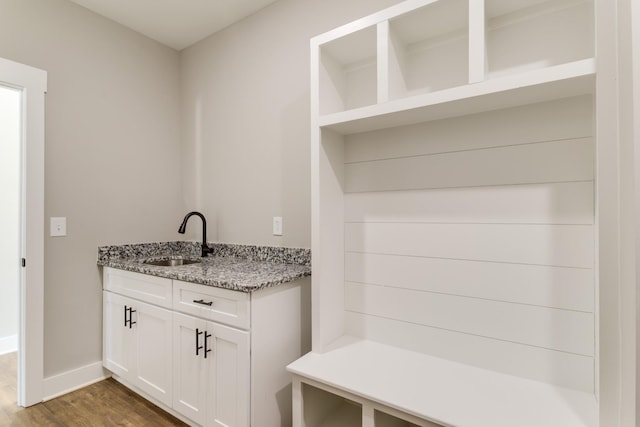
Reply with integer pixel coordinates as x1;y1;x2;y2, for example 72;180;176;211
377;21;390;104
468;0;485;83
363;404;375;427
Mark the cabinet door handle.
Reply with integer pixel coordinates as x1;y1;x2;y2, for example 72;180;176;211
124;305;128;327
195;328;204;356
193;299;213;307
128;308;137;328
204;332;212;359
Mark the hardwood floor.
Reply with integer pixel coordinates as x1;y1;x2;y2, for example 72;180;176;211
0;352;188;426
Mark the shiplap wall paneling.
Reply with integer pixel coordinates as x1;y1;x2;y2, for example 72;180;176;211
345;252;593;312
344;95;592;163
345;222;593;268
343;312;595;393
342;96;594;392
345;182;594;225
344;281;593;355
345;137;593;193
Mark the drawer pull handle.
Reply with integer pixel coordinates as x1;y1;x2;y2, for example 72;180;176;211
204;331;212;359
128;308;137;328
196;328;204;356
193;299;213;306
124;306;136;328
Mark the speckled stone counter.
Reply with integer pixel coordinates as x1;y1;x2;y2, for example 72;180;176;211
97;241;311;293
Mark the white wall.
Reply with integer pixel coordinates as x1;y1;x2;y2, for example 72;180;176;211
0;85;20;354
180;0;405;249
0;0;184;377
0;0;409;384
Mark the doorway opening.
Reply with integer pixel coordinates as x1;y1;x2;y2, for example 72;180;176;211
0;57;46;408
0;85;20;357
0;83;20;413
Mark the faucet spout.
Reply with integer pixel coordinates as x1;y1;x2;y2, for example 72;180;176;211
178;211;214;257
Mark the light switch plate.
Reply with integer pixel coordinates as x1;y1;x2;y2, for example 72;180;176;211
273;216;283;236
50;217;67;237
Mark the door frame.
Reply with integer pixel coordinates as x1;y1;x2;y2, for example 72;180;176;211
0;56;46;407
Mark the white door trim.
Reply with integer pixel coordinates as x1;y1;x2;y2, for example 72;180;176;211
0;56;47;407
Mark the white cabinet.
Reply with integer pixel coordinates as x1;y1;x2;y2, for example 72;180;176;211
173;312;250;427
103;291;133;378
103;266;310;427
172;280;251;426
172;312;208;425
103;290;173;407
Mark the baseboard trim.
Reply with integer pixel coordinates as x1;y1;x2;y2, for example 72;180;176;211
0;334;18;355
42;361;111;401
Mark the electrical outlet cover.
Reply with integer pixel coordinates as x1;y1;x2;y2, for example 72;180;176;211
50;217;67;237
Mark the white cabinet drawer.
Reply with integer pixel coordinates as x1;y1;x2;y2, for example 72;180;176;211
173;280;250;329
103;267;172;308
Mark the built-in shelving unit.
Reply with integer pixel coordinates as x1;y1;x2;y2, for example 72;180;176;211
290;0;598;426
316;0;594;132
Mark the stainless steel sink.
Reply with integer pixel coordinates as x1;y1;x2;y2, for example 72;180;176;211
143;258;201;267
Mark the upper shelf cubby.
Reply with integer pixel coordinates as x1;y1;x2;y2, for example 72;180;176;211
385;0;469;100
319;25;377;115
312;0;595;133
485;0;594;79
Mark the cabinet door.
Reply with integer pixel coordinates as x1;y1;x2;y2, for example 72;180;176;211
133;300;173;407
207;322;250;427
103;291;134;379
173;312;209;426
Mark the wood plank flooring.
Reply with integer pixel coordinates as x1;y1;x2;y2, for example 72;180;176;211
0;352;188;426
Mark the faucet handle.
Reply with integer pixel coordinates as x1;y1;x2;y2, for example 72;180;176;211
201;243;214;257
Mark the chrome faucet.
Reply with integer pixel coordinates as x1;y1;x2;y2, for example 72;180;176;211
178;211;214;257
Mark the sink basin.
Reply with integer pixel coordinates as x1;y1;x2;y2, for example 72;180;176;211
143;258;201;267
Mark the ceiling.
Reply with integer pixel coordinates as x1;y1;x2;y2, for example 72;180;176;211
68;0;280;51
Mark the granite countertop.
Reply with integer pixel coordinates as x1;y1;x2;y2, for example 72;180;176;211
97;241;311;293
